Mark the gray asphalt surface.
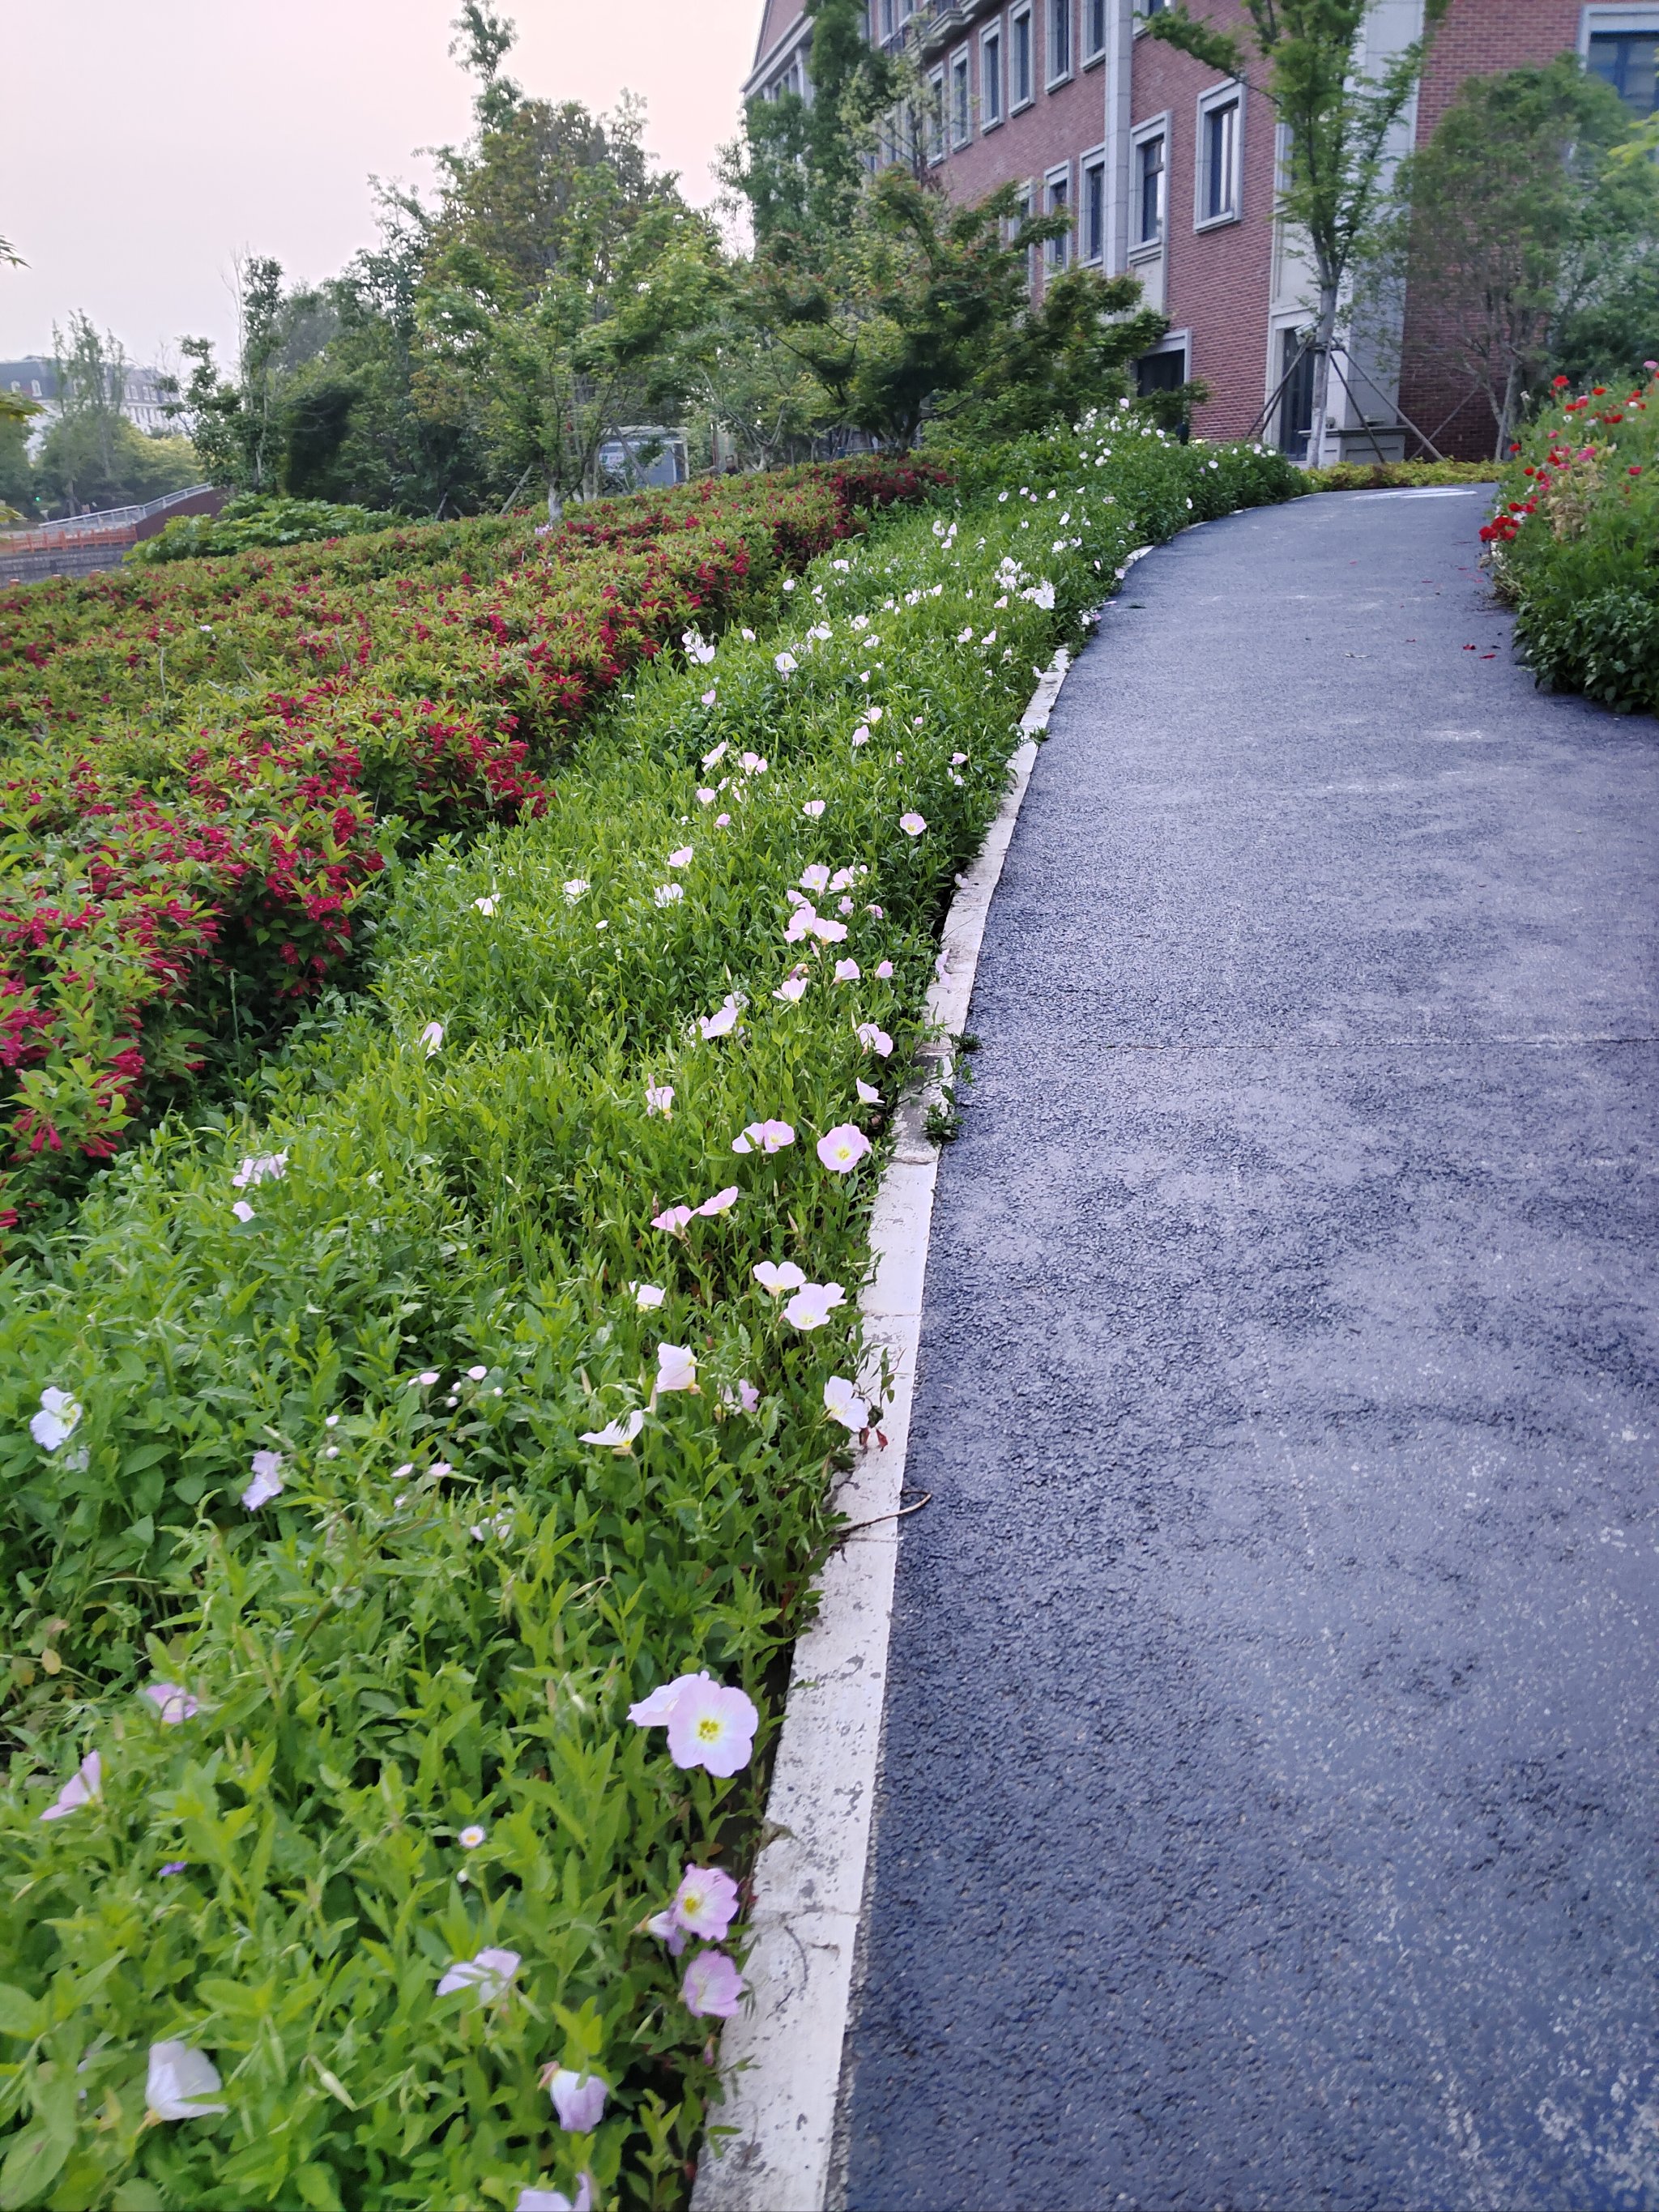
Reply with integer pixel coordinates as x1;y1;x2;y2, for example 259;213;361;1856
837;488;1659;2212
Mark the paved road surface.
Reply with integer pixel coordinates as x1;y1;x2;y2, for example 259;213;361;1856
837;488;1659;2212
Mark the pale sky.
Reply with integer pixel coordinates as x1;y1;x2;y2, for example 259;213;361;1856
1;0;762;369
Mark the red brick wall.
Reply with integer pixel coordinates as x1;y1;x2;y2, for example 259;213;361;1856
1398;0;1582;459
931;11;1108;228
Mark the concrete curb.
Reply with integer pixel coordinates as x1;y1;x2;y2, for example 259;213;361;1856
692;617;1102;2212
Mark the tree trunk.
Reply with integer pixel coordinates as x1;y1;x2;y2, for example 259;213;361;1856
1493;360;1520;462
1310;279;1341;468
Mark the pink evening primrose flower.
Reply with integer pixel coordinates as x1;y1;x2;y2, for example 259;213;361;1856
563;879;588;901
824;1375;870;1430
701;999;740;1040
632;1283;666;1310
715;812;731;828
474;897;497;917
231;1151;288;1189
629;1671;760;1775
697;1185;740;1217
655;1343;698;1394
774;651;797;676
702;739;727;769
667;846;693;868
654;884;683;906
857;1080;882;1106
682;1950;747;2018
741;751;766;775
784;1281;847;1331
437;1947;521;2001
645;1084;673;1116
800;863;830;894
579;1409;646;1448
672;1862;741;1940
697;786;716;804
856;1024;894;1057
142;1682;200;1724
834;958;860;983
851;726;870;747
231;1200;256;1225
702;687;718;706
783;905;817;944
867;903;885;918
241;1450;284;1511
802;799;825;818
731;1119;795;1155
651;1204;694;1234
817;1125;872;1174
543;2067;608;2133
809;914;848;944
515;2184;593;2212
753;1260;807;1295
951;751;969;765
29;1387;82;1452
899;813;926;837
723;1379;761;1414
868;705;884;722
146;2041;227;2121
838;897;855;915
875;961;893;979
40;1750;101;1822
774;974;809;1004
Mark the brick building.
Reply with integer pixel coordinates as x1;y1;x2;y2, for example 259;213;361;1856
744;1;1659;459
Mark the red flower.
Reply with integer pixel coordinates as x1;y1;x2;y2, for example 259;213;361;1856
1552;374;1571;389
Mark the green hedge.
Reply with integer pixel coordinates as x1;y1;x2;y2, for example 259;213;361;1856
0;424;1301;2212
128;498;402;566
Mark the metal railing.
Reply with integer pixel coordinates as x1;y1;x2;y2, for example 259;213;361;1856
2;483;215;548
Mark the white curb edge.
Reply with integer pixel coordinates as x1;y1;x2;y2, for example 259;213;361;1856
689;577;1135;2210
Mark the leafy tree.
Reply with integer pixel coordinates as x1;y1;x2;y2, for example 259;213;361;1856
737;0;910;245
28;316;200;514
1377;59;1659;450
1148;0;1448;458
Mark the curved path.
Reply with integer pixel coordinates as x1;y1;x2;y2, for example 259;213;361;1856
837;489;1659;2211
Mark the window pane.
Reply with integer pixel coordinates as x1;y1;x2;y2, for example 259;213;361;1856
1137;133;1164;242
1086;0;1107;57
984;32;1001;121
1051;0;1071;79
1014;12;1032;102
1085;160;1105;258
1589;32;1659;114
1205;101;1237;218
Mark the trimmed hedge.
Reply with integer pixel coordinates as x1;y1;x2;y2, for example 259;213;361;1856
0;425;1302;2212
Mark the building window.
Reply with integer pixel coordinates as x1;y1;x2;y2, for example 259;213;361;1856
1277;329;1316;462
1135;130;1165;245
1137;347;1187;396
1013;184;1036;292
1084;0;1107;60
1198;92;1240;224
1046;168;1071;269
1048;0;1073;83
1012;5;1034;107
951;49;971;146
928;69;946;162
1588;32;1659;114
1082;151;1107;262
982;24;1004;126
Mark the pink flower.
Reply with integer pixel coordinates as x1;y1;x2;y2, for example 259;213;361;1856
655;1343;698;1394
651;1204;694;1234
838;897;855;914
716;812;731;827
857;1080;881;1106
741;751;767;774
667;846;693;868
899;813;926;837
774;651;797;676
437;1947;520;2000
675;1863;740;1941
40;1750;100;1822
802;799;825;818
851;726;870;748
824;1375;869;1430
951;751;968;765
682;1950;747;2018
702;687;718;706
783;905;817;944
732;1119;795;1155
515;2182;592;2212
834;958;860;982
857;1024;893;1057
630;1672;759;1774
817;1124;872;1173
697;786;716;804
142;1682;200;1724
702;739;728;769
774;974;809;1004
543;2067;608;2133
632;1282;666;1310
875;960;893;979
241;1449;284;1511
697;1185;740;1217
867;903;885;918
646;1085;673;1117
723;1378;761;1414
232;1200;255;1225
580;1409;646;1448
753;1259;807;1295
784;1281;847;1330
800;864;830;893
701;999;740;1040
809;914;848;944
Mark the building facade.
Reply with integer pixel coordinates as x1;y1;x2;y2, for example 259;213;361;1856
0;358;178;454
744;1;1659;460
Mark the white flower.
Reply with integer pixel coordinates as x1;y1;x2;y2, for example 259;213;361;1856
784;1281;847;1331
899;812;926;837
563;879;589;901
655;1343;698;1394
681;627;717;665
774;975;808;1004
146;2040;226;2121
1021;579;1056;610
655;883;684;906
516;2180;593;2212
459;1823;488;1848
29;1387;82;1453
834;958;859;983
753;1260;808;1296
241;1450;284;1511
579;1409;646;1448
857;1023;894;1057
544;2067;609;2133
474;896;497;917
231;1200;255;1225
142;1681;200;1724
700;999;740;1040
667;846;693;867
40;1750;100;1822
632;1282;667;1310
645;1084;673;1116
702;739;728;769
437;1946;520;2001
419;1021;444;1056
774;651;797;676
231;1152;288;1189
824;1375;869;1430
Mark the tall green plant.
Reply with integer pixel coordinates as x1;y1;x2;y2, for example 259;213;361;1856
1148;0;1447;458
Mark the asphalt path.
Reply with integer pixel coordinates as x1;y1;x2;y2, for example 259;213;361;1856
836;488;1659;2212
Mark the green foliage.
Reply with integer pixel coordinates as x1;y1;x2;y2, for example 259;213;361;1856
0;425;1302;2210
129;497;399;566
1304;458;1495;488
1375;60;1659;454
1486;366;1659;714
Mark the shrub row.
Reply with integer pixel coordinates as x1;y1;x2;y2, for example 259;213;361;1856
0;424;1303;2211
0;460;943;1227
1484;364;1659;715
129;497;402;567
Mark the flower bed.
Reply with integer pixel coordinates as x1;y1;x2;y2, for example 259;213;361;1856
0;460;943;1227
0;422;1301;2212
1483;364;1659;715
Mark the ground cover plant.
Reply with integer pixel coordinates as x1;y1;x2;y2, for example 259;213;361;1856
0;420;1302;2211
1483;363;1659;714
0;458;940;1228
129;499;403;567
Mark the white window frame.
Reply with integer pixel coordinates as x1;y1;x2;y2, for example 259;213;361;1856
1010;2;1036;111
1047;0;1074;87
981;18;1005;128
1012;181;1037;292
927;66;946;163
1082;0;1108;65
1045;161;1073;270
1195;79;1243;229
1130;112;1168;251
950;45;973;147
1080;143;1107;264
1578;2;1659;45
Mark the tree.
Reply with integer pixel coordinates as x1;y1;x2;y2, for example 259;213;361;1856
1148;0;1447;459
1377;60;1659;450
737;0;910;246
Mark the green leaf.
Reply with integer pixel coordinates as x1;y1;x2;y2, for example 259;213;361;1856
0;1988;43;2040
0;2123;70;2211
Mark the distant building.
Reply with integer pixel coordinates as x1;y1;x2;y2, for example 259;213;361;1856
743;2;1659;462
0;356;178;452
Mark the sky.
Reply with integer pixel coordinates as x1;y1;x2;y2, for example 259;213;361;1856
0;0;762;369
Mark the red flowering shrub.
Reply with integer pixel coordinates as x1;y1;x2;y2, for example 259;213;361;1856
0;457;945;1225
